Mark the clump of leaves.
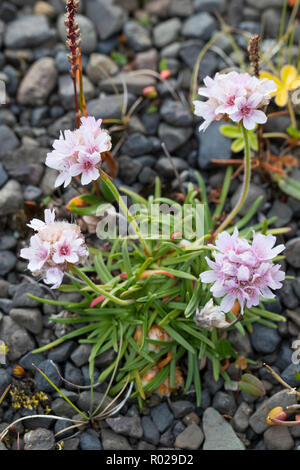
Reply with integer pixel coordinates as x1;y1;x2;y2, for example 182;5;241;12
28;172;288;407
220;124;258;153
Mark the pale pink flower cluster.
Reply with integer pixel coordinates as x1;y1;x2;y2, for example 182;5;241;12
200;228;285;314
46;116;112;188
20;209;88;289
193;72;277;131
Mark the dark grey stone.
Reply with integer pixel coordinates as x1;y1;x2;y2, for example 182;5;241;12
151;402;174;433
196;121;232;169
251;323;281;354
35;360;62;393
80;429;102;450
141;416;160;445
5;15;53;49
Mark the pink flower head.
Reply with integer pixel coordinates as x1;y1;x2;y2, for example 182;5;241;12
20;235;50;272
230;94;267;130
70;152;101;185
46;116;112;188
193;72;276;131
200;228;285;314
20;209;88;289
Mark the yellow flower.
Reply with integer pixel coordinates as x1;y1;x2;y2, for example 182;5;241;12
260;65;300;107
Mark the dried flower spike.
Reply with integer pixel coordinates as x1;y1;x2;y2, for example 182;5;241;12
248;35;261;78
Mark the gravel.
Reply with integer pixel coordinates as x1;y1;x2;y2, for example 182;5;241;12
0;0;300;452
24;428;55;451
174;423;204;450
202;407;245;450
151;402;174;433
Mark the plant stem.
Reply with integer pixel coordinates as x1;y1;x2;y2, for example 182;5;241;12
287;95;297;130
100;170;152;257
214;124;251;237
71;265;135;306
262;132;289;139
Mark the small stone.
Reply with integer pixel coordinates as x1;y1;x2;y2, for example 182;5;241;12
85;0;126;40
86;53;118;84
203;407;245;450
264;426;294;450
64;362;84;387
267;200;293;228
24;428;55;451
281;363;300;388
55;51;70;73
41;168;57;195
227;330;253;357
24;185;43;201
0;251;16;276
170;401;195;419
135;49;158;71
145;0;171;17
160;99;193;127
48;341;76;364
279;280;299;310
9;308;43;335
0;180;23;216
194;0;225;12
261;8;281;38
158;123;193;152
245;0;283;9
99;72;156;95
35;360;62;393
153;18;182;48
175;423;204;450
249;390;297;434
137;441;156;450
138;167;157;185
169;0;193;17
54;418;75;440
251;323;281;354
118;156;142;184
124;21;152;52
286;238;300;269
122;132;153;157
87;93;135;121
57;14;97;54
80;429;102;450
0;280;9;298
101;429;132;450
77;391;112;413
59;75;94;109
0;163;8;188
212;391;237;416
0;125;19;156
196;121;231;169
5;15;52;49
0;315;36;361
71;344;92;367
155;157;188;178
19;351;45;371
141;416;160;445
106;416;143;439
232;402;252;432
183;412;200;426
230;183;267;216
11;282;44;308
0;369;11;396
151;402;174;433
182;12;216;40
34;1;55;18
